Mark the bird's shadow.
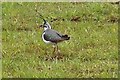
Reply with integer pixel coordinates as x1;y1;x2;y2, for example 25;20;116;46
39;45;71;61
44;51;65;61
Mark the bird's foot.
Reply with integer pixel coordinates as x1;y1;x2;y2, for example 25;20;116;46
44;55;53;61
44;50;63;61
52;51;63;60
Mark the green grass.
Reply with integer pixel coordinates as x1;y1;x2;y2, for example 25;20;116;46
2;2;118;78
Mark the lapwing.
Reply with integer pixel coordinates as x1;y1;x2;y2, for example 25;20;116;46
39;16;70;58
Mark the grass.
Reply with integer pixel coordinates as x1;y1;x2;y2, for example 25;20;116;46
2;2;118;78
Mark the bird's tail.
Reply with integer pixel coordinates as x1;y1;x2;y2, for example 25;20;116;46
62;35;70;40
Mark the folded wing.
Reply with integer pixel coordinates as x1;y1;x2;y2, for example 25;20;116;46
43;29;69;43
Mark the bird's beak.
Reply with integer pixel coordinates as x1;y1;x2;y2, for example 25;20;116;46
39;24;43;28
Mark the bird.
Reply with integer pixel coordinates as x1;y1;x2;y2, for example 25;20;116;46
39;16;70;58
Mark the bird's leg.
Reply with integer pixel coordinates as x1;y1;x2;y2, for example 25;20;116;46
52;44;56;54
51;44;57;59
55;44;62;59
56;44;59;54
52;44;58;56
52;44;62;60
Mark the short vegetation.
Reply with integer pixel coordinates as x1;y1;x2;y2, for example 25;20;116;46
2;2;118;78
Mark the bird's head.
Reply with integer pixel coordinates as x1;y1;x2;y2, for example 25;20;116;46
39;17;51;31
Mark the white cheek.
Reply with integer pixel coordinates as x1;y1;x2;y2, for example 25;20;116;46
44;27;48;31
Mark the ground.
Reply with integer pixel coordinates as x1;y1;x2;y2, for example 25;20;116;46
2;2;118;78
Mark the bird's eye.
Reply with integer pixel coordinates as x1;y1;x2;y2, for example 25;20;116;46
44;25;47;27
